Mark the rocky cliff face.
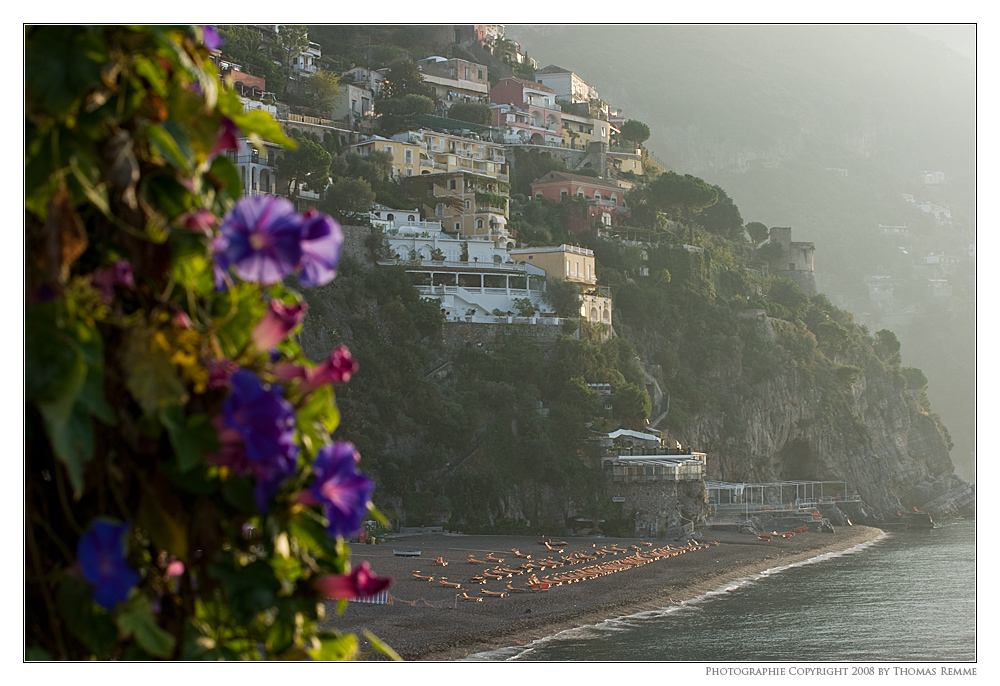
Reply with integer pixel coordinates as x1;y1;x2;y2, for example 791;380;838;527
671;318;973;521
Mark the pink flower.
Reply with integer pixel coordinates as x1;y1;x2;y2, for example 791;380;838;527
181;208;217;236
314;561;392;600
301;345;358;393
92;260;134;303
251;299;309;353
166;560;185;577
207;358;239;390
210;116;241;158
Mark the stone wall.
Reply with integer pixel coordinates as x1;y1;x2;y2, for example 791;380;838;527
606;479;708;539
441;320;567;350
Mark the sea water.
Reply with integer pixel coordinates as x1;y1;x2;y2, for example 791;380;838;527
465;518;976;662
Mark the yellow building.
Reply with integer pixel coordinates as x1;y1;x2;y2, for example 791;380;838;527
402;171;512;248
509;244;611;327
346;136;425;178
559;110;609;151
508;244;597;285
392;129;507;182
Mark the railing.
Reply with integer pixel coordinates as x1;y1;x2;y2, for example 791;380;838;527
443;314;568;326
607;462;705;483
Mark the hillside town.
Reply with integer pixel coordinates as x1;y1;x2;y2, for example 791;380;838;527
207;24;967;535
211;25;657;329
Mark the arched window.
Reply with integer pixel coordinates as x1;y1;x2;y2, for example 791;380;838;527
408;215;415;222
591;307;599;322
387;214;394;221
476;218;485;229
465;199;472;210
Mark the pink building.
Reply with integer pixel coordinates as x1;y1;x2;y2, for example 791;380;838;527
530;171;631;231
489;77;562;146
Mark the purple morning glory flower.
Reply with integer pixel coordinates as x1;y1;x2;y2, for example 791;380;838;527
297;210;344;288
215;196;304;286
307;442;374;539
77;519;140;610
221;369;298;509
201;25;223;51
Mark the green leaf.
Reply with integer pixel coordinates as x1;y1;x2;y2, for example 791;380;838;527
122;325;189;416
169;231;214;295
287;511;345;566
214;283;267;359
296;385;340;447
207;155;243;203
40;401;94;496
159;405;218;472
363;630;402;661
147;122;190;172
25;27;105;119
117;597;176;658
307;632;358;661
229;108;296;149
25;304;87;407
56;576;118;658
208;559;280;626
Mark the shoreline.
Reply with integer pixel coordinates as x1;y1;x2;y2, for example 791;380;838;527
323;525;884;661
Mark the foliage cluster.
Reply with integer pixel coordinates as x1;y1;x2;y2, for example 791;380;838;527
25;25;393;661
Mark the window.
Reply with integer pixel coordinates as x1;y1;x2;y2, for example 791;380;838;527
405;168;413;176
436;204;444;217
535;193;543;200
449;179;457;190
404;149;412;164
465;67;469;79
454;222;461;232
384;145;392;154
478;69;483;79
476;218;484;229
566;259;571;275
465;200;471;210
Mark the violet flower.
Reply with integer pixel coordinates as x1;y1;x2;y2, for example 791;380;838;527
297;210;344;288
215;196;304;285
301;345;359;393
91;260;134;303
304;442;373;539
201;25;223;51
220;369;299;510
250;299;309;353
77;519;140;610
314;561;392;600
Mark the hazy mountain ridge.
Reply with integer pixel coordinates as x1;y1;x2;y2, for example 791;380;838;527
505;23;976;481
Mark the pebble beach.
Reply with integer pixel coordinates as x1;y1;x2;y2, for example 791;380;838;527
322;525;884;661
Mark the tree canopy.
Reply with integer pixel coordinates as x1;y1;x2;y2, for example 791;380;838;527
618;119;651;144
378;58;436;101
275;135;332;197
